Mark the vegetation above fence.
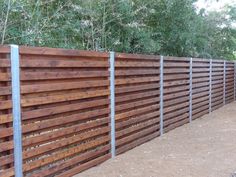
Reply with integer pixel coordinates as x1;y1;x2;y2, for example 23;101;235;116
0;46;235;177
0;0;235;60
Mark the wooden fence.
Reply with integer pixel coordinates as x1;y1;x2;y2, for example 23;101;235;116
0;45;235;177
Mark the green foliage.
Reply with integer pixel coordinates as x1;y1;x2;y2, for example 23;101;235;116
0;0;235;60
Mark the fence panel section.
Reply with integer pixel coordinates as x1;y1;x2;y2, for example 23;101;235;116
225;61;234;104
191;59;210;119
211;60;224;111
0;46;13;174
163;57;190;133
0;47;111;177
115;53;160;154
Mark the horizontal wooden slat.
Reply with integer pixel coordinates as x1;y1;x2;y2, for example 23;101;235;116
21;80;109;94
116;90;158;103
116;69;159;76
116;83;159;94
116;97;159;112
20;46;108;57
164;74;189;80
19;59;109;68
20;71;109;81
164;91;189;100
164;96;189;107
0;45;10;53
116;60;159;67
164;80;189;87
116;53;160;60
21;89;109;107
164;56;189;62
164;68;189;73
116;104;159;121
192;73;209;78
193;68;209;72
164;85;189;94
0;99;12;110
164;62;189;67
116;76;159;85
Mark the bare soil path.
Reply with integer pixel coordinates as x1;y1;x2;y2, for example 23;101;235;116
75;102;236;177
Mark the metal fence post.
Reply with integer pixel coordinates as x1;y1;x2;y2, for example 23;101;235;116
223;61;226;105
209;59;212;113
189;58;193;123
109;51;116;158
234;62;236;101
160;56;164;135
10;45;23;177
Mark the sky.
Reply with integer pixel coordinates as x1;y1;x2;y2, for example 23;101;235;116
195;0;235;11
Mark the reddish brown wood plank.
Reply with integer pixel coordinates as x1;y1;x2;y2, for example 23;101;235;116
20;46;108;57
116;53;160;60
116;77;159;85
21;89;109;107
116;83;159;94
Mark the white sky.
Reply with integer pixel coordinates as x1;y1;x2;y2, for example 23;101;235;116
195;0;235;11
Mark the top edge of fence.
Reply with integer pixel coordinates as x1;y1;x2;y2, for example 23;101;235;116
19;46;109;58
164;56;189;62
0;45;234;62
116;52;161;60
192;57;233;63
115;53;234;62
0;45;10;54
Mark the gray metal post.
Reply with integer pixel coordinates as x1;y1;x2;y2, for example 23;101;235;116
160;56;164;135
109;51;116;158
189;58;193;123
10;45;23;177
234;62;236;101
209;59;212;113
223;61;226;105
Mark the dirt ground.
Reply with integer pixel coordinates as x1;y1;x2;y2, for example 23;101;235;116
75;102;236;177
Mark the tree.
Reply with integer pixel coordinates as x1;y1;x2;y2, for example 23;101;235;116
0;0;235;59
